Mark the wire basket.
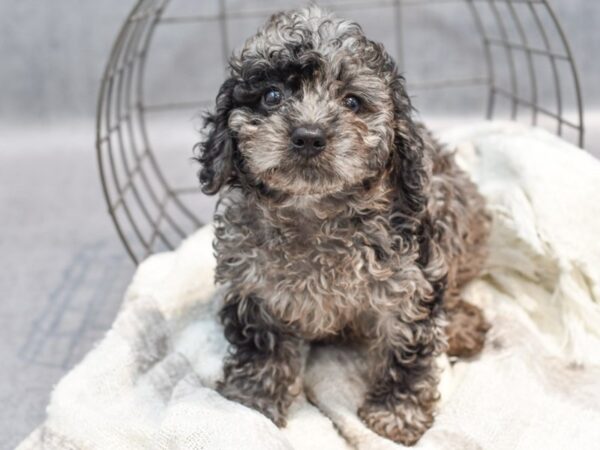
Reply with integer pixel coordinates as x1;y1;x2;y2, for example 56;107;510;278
97;0;584;264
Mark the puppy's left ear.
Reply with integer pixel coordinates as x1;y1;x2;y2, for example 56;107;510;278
196;78;238;195
389;72;431;217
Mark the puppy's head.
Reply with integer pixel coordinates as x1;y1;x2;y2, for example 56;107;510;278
199;6;427;213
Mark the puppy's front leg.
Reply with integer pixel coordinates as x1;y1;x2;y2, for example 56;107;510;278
358;292;445;445
217;293;304;426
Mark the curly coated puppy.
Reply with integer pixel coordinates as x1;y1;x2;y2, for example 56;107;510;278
196;6;490;445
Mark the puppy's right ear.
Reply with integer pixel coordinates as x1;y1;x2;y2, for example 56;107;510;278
196;78;238;195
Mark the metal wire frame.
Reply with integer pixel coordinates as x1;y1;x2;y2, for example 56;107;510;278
97;0;585;264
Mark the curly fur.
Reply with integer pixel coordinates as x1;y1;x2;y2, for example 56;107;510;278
196;6;490;445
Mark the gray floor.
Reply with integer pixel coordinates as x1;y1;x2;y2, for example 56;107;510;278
0;122;136;448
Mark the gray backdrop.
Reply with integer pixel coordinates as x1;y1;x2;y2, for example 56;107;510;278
1;0;599;124
1;1;599;448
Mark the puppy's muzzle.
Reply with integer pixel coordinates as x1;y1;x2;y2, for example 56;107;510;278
290;125;327;158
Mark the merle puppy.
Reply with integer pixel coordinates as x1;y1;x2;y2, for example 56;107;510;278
197;6;490;445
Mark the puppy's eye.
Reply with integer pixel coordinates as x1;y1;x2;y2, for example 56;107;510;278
343;95;361;113
263;87;283;107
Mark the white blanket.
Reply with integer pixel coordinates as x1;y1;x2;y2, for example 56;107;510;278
18;122;600;450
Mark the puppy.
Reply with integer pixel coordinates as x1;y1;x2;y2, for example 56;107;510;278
196;6;490;445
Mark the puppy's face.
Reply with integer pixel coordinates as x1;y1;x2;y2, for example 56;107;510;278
199;7;419;202
227;10;397;197
229;48;395;196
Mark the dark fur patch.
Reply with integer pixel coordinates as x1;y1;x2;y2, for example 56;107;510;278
217;294;304;426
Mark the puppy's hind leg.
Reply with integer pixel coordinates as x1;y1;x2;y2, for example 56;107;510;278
444;288;489;358
217;293;305;427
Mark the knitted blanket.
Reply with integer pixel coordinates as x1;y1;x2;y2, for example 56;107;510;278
18;122;600;450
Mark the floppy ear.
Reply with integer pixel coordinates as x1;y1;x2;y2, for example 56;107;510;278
389;72;430;218
196;78;238;195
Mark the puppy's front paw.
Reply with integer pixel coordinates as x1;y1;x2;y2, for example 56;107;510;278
358;398;433;446
217;378;288;427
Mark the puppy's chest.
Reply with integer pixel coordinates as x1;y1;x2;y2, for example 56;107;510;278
258;234;368;294
224;222;400;338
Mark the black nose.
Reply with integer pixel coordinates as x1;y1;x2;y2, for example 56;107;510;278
290;126;327;157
